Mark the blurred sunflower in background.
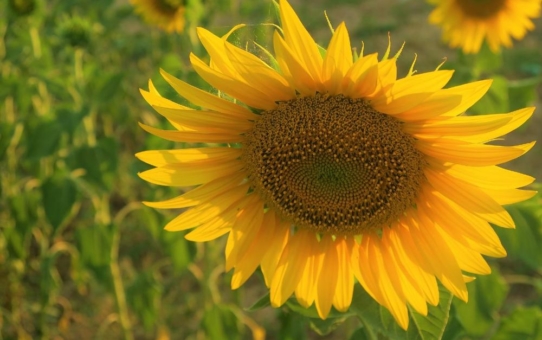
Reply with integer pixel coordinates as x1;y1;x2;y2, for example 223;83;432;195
137;0;536;330
131;0;185;33
428;0;541;54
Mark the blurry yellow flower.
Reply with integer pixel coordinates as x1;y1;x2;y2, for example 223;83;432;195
131;0;185;33
428;0;541;53
137;0;536;329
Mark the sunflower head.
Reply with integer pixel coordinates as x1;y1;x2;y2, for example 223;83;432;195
137;0;536;330
428;0;541;53
131;0;185;33
8;0;36;16
56;15;94;48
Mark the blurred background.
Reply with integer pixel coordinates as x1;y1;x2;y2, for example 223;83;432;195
1;0;541;339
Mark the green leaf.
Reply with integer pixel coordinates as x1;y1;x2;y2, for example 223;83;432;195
41;174;77;231
55;105;86;137
126;270;162;331
26;120;62;160
508;77;540;111
471;44;503;74
246;292;271;312
96;72;124;103
0;122;15;160
453;267;508;337
69;137;119;190
468;75;509;115
310;316;349;336
499;203;542;270
202;304;241;340
162;231;195;272
350;283;453;340
492;307;542;340
76;224;114;267
349;327;371;340
286;297;355;319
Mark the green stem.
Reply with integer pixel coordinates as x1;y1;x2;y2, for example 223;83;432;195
110;225;133;340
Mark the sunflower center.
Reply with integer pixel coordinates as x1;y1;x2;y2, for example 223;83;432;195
455;0;506;18
156;0;182;12
243;94;426;235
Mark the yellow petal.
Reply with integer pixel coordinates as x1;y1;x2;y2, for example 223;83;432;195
231;213;277;289
407;211;468;302
421;187;507;257
224;43;296;101
184;215;231;242
160;69;254;119
260;218;291;287
140;87;190;110
143;173;245;209
394;80;492;121
136;148;242;167
279;0;323;85
139;159;243;187
480;188;537;205
190;53;278;110
435;226;491;275
405;112;513;138
407;107;534;143
295;235;322;308
139;123;241;143
417;140;535;166
366;234;409;330
382;229;428;316
315;235;339;319
226;197;264;271
342;53;379;98
430;162;535;190
392;224;439;305
196;27;238;78
353;235;385;305
372;70;454;114
332;238;354;312
270;229;314;307
424;169;514;228
273;31;318;95
151;105;254;132
164;184;249;231
323;22;352;92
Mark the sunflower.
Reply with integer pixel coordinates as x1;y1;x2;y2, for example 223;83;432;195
131;0;185;33
428;0;541;54
137;0;536;330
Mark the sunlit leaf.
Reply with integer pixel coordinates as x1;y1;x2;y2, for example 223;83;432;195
468;76;509;115
500;202;542;270
41;174;77;231
350;283;453;340
492;307;542;340
203;304;241;340
453;266;508;337
246;292;271;312
26;120;62;160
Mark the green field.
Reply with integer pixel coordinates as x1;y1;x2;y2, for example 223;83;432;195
1;0;541;339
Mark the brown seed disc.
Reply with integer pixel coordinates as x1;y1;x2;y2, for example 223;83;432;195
455;0;506;18
243;94;426;235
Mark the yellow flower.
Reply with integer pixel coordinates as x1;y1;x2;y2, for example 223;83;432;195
137;0;536;329
131;0;185;33
428;0;541;53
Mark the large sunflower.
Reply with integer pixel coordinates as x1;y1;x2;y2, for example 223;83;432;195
131;0;185;33
428;0;541;54
137;0;536;329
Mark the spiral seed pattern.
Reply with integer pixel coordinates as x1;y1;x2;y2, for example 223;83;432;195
243;94;426;235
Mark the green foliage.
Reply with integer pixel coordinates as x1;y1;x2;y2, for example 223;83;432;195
350;284;452;340
0;0;540;339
